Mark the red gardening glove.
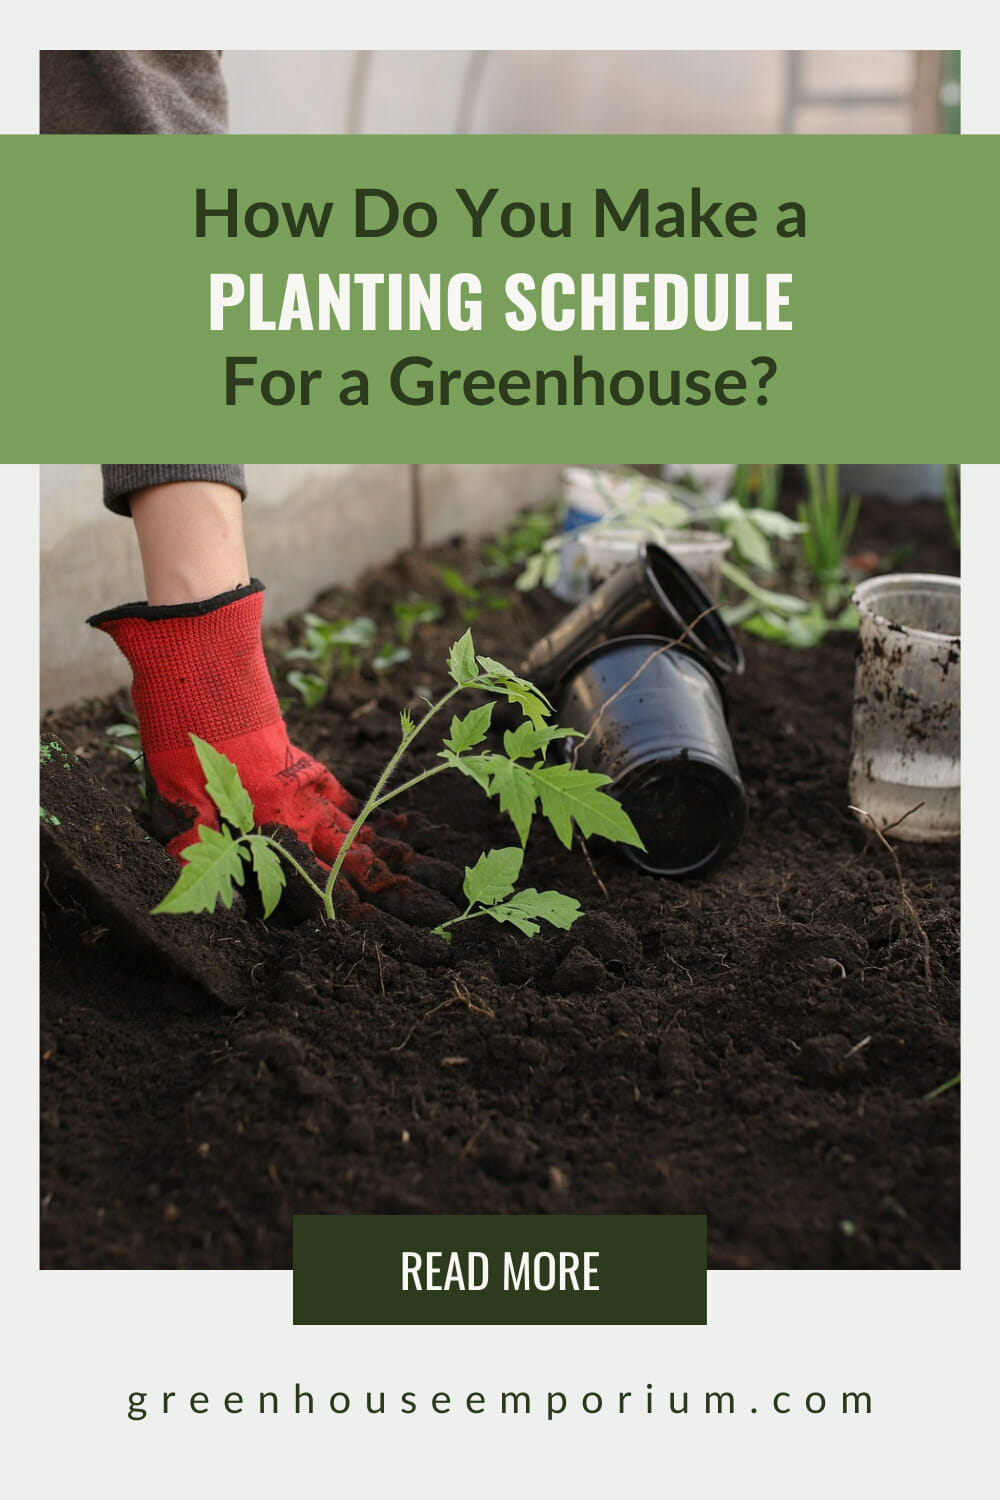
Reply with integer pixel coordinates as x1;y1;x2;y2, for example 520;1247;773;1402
89;582;456;922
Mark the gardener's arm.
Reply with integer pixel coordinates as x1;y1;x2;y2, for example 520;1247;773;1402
90;472;455;924
40;51;229;134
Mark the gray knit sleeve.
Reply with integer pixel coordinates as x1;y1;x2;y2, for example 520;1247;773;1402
102;466;247;516
40;51;228;135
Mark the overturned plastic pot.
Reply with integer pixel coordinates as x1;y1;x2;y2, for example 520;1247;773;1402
522;541;743;700
558;635;748;877
848;573;960;841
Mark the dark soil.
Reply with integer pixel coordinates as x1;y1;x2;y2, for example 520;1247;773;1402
40;496;960;1270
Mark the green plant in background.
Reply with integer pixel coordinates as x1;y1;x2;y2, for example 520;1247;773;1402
105;720;149;807
153;631;643;929
480;502;560;578
285;613;376;706
370;595;445;675
798;463;861;609
942;463;961;548
732;464;783;512
105;720;144;769
439;564;510;623
392;595;443;645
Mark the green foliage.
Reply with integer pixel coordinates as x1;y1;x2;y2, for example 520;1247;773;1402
154;632;642;935
732;464;783;511
433;847;581;941
798;464;861;606
285;596;446;702
105;720;149;808
391;595;443;645
105;721;144;768
439;564;509;624
480;503;560;578
285;612;376;705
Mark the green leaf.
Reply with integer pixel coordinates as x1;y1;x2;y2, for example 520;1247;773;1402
441;565;476;599
531;763;645;850
400;708;415;736
248;836;286;919
722;507;774;573
486;888;582;937
443;702;495;754
287;669;326;709
152;824;248;915
448;630;479;686
488;759;542;845
372;644;410;673
190;736;255;834
514;553;546;592
462;847;524;908
438;749;494;793
475;657;552;729
720;560;810;615
742;507;804;540
502;721;580;762
329;616;376;647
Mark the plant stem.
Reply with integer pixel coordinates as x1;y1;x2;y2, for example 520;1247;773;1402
370;761;452;808
260;836;335;921
322;678;472;908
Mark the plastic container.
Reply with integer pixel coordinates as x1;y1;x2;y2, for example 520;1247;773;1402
557;636;748;876
581;525;731;598
848;573;960;841
521;541;743;699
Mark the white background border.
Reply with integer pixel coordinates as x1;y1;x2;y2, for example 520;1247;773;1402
9;7;993;1495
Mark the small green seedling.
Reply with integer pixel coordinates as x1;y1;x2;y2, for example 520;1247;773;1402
370;595;444;675
392;595;443;645
285;613;377;706
154;631;644;929
432;846;580;942
481;504;560;578
439;565;510;623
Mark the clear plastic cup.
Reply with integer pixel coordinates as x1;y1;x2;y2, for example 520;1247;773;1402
581;526;731;598
848;573;960;841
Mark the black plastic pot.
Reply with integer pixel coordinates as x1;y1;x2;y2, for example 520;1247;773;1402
558;635;748;877
522;541;743;699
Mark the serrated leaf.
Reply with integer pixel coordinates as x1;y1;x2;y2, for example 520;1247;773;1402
462;847;523;908
400;708;415;736
448;630;479;685
438;749;494;793
248;837;286;918
444;701;494;754
486;888;582;937
475;657;552;729
480;758;539;845
190;736;255;834
531;763;645;850
152;824;248;915
502;721;580;762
